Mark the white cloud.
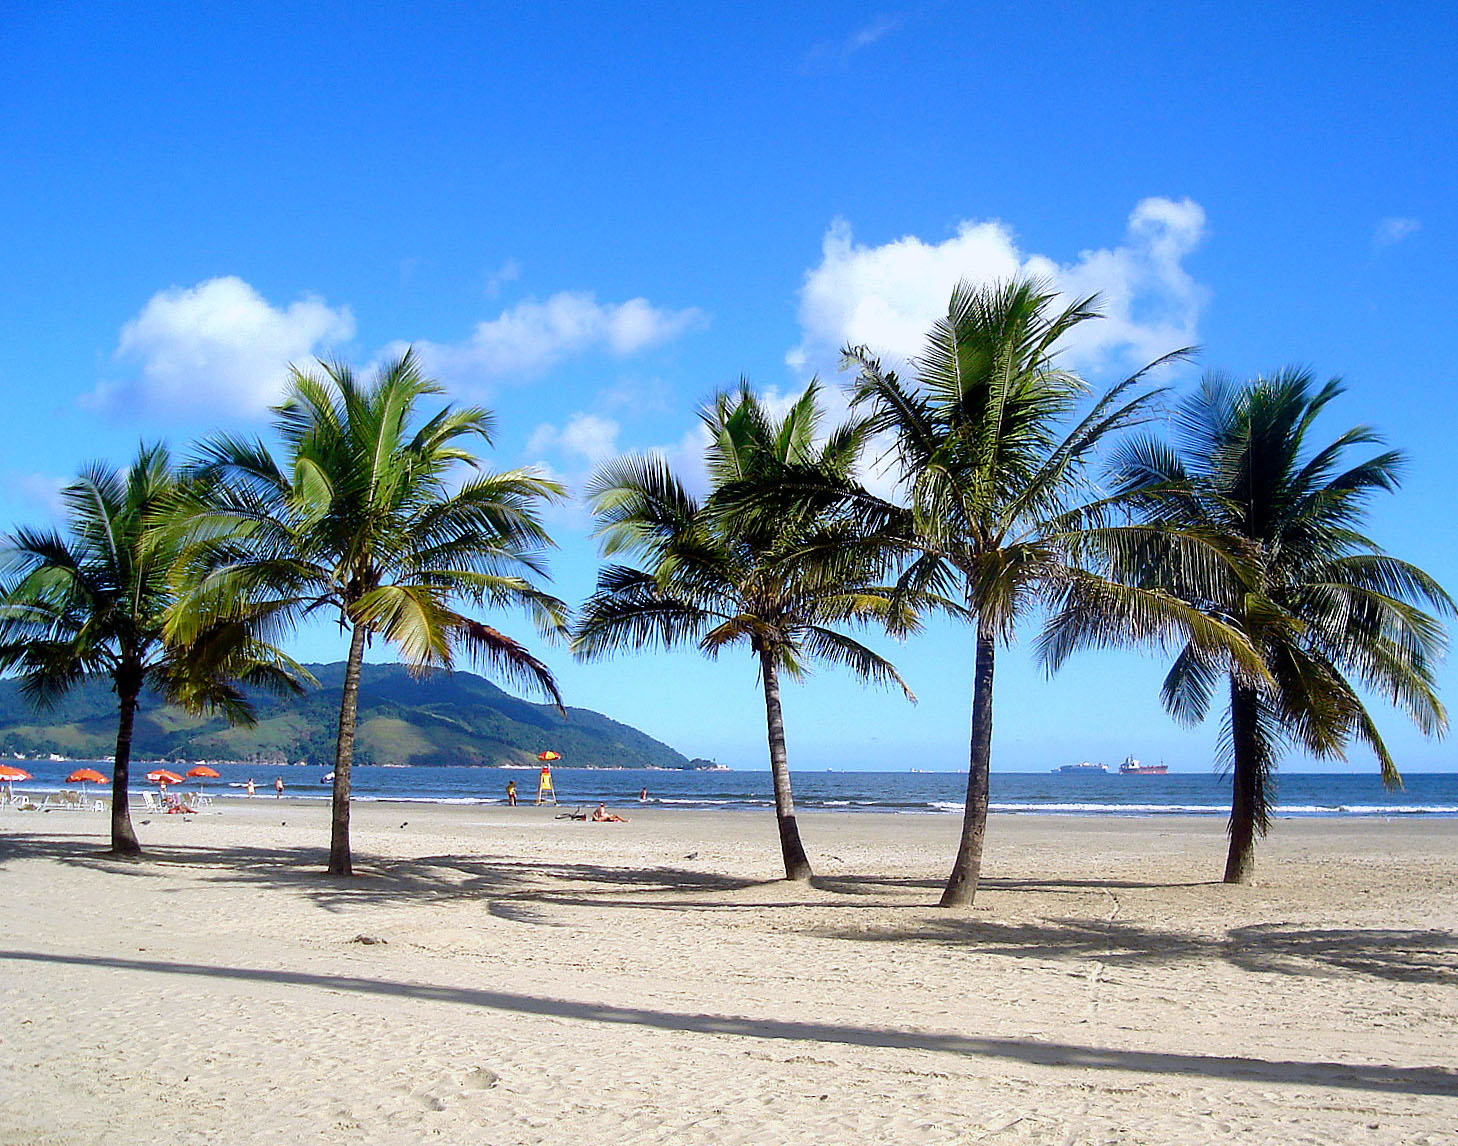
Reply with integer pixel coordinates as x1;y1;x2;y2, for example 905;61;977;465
526;412;621;464
1372;216;1421;252
484;258;522;297
95;276;355;417
404;291;705;389
804;14;903;71
14;473;67;518
789;197;1209;376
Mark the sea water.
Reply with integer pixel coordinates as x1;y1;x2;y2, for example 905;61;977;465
10;760;1458;817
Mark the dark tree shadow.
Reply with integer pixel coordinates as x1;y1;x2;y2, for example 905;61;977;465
5;831;1453;985
1;948;1453;1098
807;916;1458;986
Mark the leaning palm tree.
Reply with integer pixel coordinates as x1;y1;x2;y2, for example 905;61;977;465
1065;370;1451;882
0;444;306;855
814;278;1257;906
573;381;916;881
169;350;568;876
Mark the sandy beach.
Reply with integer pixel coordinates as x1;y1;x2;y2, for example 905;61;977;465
2;800;1455;1145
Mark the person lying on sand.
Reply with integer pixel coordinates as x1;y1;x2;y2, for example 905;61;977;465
591;803;627;823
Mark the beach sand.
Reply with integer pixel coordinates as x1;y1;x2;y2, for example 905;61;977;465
2;800;1454;1145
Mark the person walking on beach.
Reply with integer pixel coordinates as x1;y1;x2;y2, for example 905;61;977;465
274;776;284;798
246;778;256;797
506;780;518;806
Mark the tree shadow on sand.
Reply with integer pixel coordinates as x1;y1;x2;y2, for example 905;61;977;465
0;831;783;914
5;831;1453;985
805;915;1458;986
1;948;1454;1098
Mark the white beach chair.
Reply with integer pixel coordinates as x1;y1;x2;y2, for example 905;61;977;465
138;791;159;813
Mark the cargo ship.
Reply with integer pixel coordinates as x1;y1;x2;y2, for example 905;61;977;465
1052;761;1108;774
1118;756;1168;775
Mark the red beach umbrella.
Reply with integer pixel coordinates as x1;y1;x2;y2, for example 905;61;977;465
537;751;561;761
0;764;31;805
146;769;184;786
186;765;220;797
66;767;108;805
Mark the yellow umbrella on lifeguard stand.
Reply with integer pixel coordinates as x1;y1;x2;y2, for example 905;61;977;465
536;752;560;804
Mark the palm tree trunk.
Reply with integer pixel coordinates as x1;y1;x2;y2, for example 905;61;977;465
940;617;996;907
759;646;812;881
1224;679;1262;884
108;674;143;856
328;622;367;877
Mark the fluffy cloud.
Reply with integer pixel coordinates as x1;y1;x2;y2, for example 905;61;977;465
789;198;1209;376
1372;216;1421;252
526;412;621;464
13;473;68;517
405;292;705;388
94;276;355;417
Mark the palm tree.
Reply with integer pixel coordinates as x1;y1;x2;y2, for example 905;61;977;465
816;278;1254;906
169;350;568;876
572;381;916;881
1075;369;1451;882
0;444;306;855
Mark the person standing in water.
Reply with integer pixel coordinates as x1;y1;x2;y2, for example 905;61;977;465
246;778;256;797
639;787;648;802
274;776;284;798
506;780;518;806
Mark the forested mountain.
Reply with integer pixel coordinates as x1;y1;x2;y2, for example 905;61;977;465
0;662;693;768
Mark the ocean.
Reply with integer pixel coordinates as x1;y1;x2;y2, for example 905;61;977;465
8;760;1458;817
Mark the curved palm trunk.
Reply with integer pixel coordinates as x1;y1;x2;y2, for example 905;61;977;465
328;622;367;877
108;675;143;856
1224;679;1264;884
940;618;996;907
759;646;812;882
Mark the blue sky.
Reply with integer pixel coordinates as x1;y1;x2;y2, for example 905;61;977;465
2;4;1455;772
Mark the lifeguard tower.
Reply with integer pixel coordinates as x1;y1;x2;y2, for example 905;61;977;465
536;750;560;804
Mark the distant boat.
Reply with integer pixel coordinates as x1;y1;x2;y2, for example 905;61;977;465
321;771;334;783
1118;756;1168;775
1053;761;1108;774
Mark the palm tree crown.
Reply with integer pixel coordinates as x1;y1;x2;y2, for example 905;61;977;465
573;380;916;880
170;350;567;875
0;443;304;854
1093;368;1451;880
827;277;1246;905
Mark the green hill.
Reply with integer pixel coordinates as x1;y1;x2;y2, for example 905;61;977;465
0;662;693;768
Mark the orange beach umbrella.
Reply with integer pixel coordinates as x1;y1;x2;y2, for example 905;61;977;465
67;767;108;803
186;765;220;796
146;769;184;786
0;764;30;803
537;751;560;761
